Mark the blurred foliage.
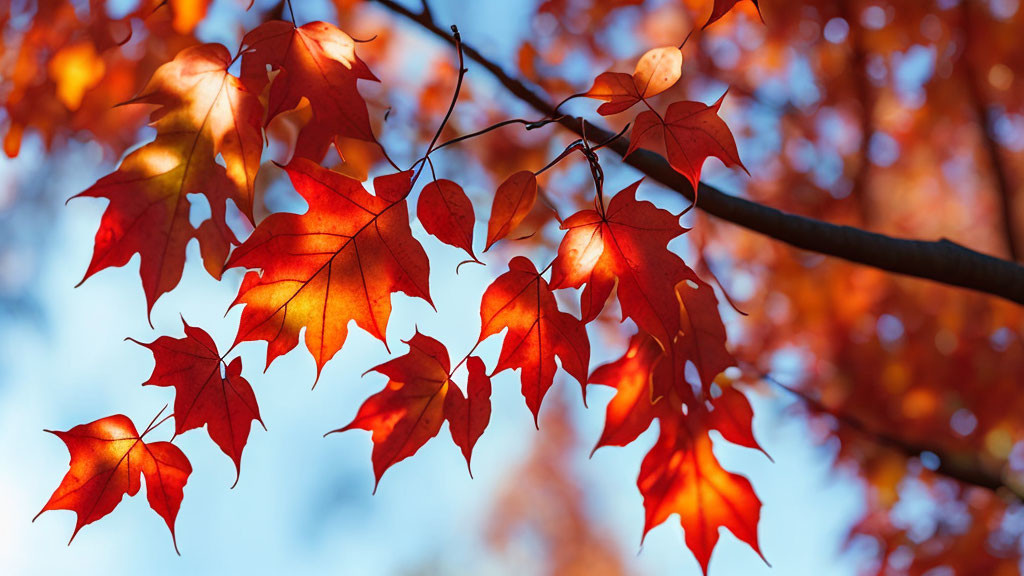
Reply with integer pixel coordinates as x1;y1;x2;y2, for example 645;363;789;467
2;0;1024;573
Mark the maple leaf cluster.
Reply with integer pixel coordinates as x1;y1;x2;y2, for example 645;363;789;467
29;1;780;573
646;2;1024;573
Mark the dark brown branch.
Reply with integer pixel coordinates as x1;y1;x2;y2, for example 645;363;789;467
372;0;1024;306
760;371;1024;502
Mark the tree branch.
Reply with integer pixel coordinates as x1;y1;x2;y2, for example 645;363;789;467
760;371;1024;503
372;0;1024;306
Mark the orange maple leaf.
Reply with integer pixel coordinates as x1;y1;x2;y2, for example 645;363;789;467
75;43;263;314
226;159;432;380
35;415;192;553
590;324;743;447
588;332;676;452
479;256;590;423
639;424;766;574
591;331;766;573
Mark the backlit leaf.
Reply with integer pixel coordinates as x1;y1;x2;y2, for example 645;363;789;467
75;43;262;313
585;46;682;116
418;179;478;259
485;171;538;251
35;415;192;553
627;94;747;195
639;425;765;574
241;20;378;161
132;319;263;483
227;160;432;380
550;181;691;346
480;256;590;423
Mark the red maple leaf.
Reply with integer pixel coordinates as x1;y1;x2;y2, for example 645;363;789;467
443;355;492;475
479;256;590;423
75;43;262;314
132;318;264;484
588;332;676;451
676;275;737;392
590;331;766;573
241;20;378;161
226;160;432;380
590;324;742;446
626;94;747;197
588;275;736;404
35;415;192;553
550;180;691;346
330;332;490;488
708;385;770;459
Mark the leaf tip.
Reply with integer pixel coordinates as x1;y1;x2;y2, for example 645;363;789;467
323;426;345;438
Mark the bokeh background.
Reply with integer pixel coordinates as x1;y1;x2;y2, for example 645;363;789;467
2;0;1023;574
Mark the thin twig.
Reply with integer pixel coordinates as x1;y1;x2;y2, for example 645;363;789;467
430;116;562;154
415;24;466;183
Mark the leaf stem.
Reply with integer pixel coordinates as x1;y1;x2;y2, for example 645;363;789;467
448;340;483;381
375;137;403;171
533;140;583;177
679;27;696;50
285;0;297;26
141;405;173;439
591;122;630;152
552;92;588;114
641;97;665;124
